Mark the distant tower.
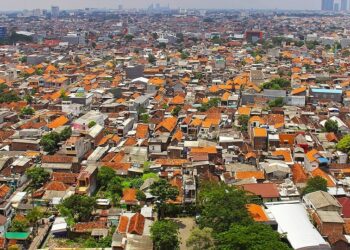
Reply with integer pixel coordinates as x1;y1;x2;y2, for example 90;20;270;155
51;6;60;18
118;4;123;11
341;0;348;11
321;0;334;11
334;3;340;11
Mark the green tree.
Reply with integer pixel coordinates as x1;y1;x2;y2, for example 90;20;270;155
268;97;285;108
216;223;291;250
198;182;251;233
324;119;339;133
60;195;96;222
140;113;150;123
20;107;35;116
186;227;215;250
24;94;33;104
150;179;179;220
40;131;61;154
26;167;50;189
106;176;123;196
302;176;328;195
9;219;29;232
181;51;190;60
198;98;220;112
26;207;44;226
60;127;72;141
130;178;144;189
98;166;116;189
88;121;96;128
237;115;249;132
262;78;290;90
151;220;180;250
171;106;182;116
148;54;156;64
136;190;147;202
337;134;350;153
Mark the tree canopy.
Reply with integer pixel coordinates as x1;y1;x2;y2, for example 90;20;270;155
59;194;96;222
238;115;249;132
151;220;180;250
198;182;251;233
26;167;50;189
186;227;215;250
216;223;291;250
262;78;290;90
324;119;339;133
336;134;350;154
150;179;179;219
97;166;116;189
302;176;328;195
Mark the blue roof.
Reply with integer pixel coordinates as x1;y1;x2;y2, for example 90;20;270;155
318;157;329;164
311;88;342;94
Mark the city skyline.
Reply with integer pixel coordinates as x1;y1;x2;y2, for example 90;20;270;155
1;0;322;11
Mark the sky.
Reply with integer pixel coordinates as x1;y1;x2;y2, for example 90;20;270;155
1;0;322;11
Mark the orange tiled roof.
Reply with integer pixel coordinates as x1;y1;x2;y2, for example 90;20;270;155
118;215;129;234
191;146;217;154
272;150;293;163
170;95;185;105
155;158;188;166
291;86;307;95
246;204;269;222
122;188;137;202
291;163;308;183
311;168;336;187
48;115;69;129
155;116;177;133
235;171;265;180
45;181;68;191
253;127;267;137
128;213;145;235
172;129;183;142
136;124;149;139
0;184;10;199
238;107;251;116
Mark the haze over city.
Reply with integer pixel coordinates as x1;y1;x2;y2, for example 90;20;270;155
1;0;322;11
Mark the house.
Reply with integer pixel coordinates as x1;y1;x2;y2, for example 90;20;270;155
303;191;342;213
242;183;280;202
76;165;98;196
266;202;330;250
304;149;329;172
252;127;267;151
120;188;140;207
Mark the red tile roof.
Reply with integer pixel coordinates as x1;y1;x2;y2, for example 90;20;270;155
74;221;106;233
242;183;280;198
42;155;74;163
118;215;129;234
128;213;145;235
44;181;69;191
338;197;350;218
0;184;10;199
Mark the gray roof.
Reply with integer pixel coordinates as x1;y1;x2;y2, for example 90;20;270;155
317;210;344;223
304;191;342;209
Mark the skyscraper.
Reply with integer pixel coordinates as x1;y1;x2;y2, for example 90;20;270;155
51;6;60;18
321;0;334;11
341;0;348;11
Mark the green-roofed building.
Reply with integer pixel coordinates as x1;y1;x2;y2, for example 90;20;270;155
5;232;30;240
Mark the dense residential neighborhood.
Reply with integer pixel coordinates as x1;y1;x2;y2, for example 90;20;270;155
2;2;350;249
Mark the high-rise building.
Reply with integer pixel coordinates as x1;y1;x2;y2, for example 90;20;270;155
51;6;60;18
334;3;340;11
321;0;334;11
341;0;348;11
0;26;7;39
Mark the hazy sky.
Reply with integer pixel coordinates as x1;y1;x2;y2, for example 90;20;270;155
1;0;322;11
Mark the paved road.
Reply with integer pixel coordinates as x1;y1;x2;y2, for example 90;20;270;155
172;217;196;250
